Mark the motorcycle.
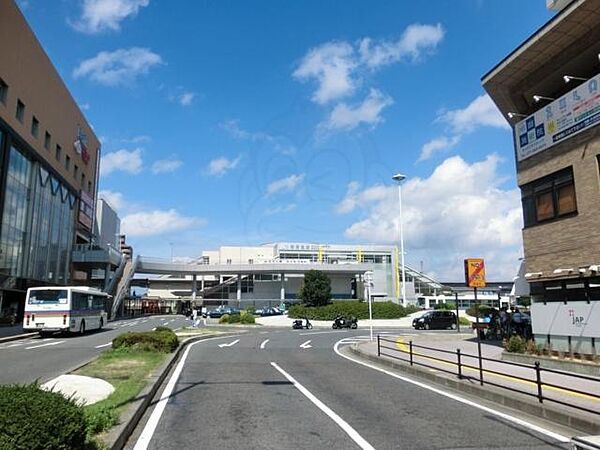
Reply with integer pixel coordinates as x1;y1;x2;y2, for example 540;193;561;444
292;318;313;330
332;316;358;329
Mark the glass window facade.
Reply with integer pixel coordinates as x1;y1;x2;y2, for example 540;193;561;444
0;144;75;283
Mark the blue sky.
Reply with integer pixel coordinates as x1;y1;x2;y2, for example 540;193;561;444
20;0;554;280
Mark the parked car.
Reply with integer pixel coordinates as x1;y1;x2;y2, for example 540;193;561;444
208;306;240;319
412;311;457;330
256;306;283;317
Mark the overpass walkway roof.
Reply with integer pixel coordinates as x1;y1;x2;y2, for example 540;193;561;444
136;256;375;276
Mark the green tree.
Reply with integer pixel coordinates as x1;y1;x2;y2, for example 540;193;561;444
299;270;331;307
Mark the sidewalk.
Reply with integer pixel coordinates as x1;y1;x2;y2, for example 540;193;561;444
353;332;600;433
0;323;36;341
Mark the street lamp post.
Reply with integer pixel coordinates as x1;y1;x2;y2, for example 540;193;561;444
365;271;374;341
393;173;407;307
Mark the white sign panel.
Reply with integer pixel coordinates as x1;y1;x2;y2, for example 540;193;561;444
531;301;600;338
516;73;600;161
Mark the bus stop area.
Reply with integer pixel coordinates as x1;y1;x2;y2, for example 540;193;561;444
351;331;600;435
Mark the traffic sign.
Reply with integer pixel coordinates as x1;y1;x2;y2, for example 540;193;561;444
464;258;486;288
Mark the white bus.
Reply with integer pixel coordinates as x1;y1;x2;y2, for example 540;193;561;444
24;286;109;336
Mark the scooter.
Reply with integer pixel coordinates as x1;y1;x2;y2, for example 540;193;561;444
332;316;358;329
292;318;313;330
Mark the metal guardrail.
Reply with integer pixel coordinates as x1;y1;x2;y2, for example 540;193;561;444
377;335;600;416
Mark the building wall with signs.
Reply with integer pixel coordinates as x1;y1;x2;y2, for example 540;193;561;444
482;0;600;353
0;0;100;319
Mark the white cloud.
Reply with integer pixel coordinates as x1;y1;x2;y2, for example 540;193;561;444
100;148;142;176
219;120;274;142
337;155;522;280
206;155;241;177
359;23;444;68
266;174;305;196
418;135;460;162
293;41;357;105
98;190;124;211
439;94;509;134
177;92;195;106
71;0;149;34
121;209;205;237
73;47;162;86
321;88;393;131
121;135;151;144
265;204;297;215
151;158;182;174
294;23;444;105
79;102;91;111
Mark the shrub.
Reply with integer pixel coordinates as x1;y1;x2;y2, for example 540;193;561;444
466;304;495;318
298;270;331;307
0;383;88;450
84;404;118;436
504;335;527;353
228;313;241;324
458;316;471;326
405;305;421;315
288;301;409;320
526;339;545;356
112;329;178;353
153;326;173;333
219;314;230;324
434;302;456;311
240;312;256;324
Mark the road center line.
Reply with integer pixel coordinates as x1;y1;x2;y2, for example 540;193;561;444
95;343;112;349
133;334;240;450
260;339;269;349
333;341;570;443
270;361;375;450
25;340;65;350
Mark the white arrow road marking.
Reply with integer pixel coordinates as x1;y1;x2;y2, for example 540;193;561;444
299;340;312;349
25;340;65;350
95;342;112;349
260;339;269;349
218;339;240;348
271;362;375;450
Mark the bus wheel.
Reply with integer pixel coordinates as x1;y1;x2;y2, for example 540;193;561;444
79;321;85;335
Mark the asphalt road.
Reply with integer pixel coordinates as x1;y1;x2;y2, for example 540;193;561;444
0;315;188;384
126;328;570;450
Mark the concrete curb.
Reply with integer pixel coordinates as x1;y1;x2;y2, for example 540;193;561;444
349;344;599;435
0;332;38;343
502;351;600;377
98;332;238;450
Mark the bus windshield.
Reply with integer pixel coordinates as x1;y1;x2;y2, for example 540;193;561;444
28;289;68;305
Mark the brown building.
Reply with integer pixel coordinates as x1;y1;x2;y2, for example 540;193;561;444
0;0;101;319
483;0;600;354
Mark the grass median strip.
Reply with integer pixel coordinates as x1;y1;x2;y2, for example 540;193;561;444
74;348;168;437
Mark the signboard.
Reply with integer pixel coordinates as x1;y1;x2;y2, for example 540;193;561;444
515;73;600;161
78;190;94;230
73;127;90;164
464;258;486;288
531;301;599;338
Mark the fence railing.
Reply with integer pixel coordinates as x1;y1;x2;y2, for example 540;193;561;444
376;335;600;416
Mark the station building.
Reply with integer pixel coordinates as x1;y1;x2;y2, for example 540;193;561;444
0;0;101;319
142;242;444;307
483;0;600;355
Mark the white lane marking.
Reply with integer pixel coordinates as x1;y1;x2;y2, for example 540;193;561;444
25;340;65;350
299;330;346;336
218;339;240;348
260;339;269;349
259;331;269;335
270;362;375;450
133;334;240;450
333;341;570;443
95;342;112;349
299;340;312;349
